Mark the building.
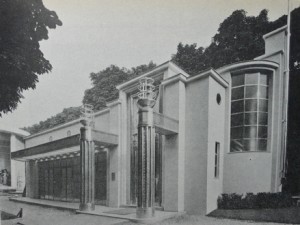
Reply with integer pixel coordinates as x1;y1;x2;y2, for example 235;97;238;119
0;127;28;191
12;25;289;215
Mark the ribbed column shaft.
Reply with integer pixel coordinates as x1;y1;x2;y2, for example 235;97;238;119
136;102;155;218
79;126;95;211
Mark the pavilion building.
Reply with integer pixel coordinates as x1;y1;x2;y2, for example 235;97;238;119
12;25;289;214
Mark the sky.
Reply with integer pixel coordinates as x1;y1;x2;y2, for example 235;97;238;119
0;0;298;130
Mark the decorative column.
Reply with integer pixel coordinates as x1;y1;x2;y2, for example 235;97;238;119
136;77;156;218
79;104;95;211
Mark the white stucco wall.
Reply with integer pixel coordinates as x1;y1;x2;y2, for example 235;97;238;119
10;134;26;190
107;103;121;207
206;76;226;214
223;152;272;194
164;135;179;211
184;77;209;214
257;28;287;192
162;80;183;211
24;109;111;149
264;26;287;55
94;110;110;132
25;122;81;148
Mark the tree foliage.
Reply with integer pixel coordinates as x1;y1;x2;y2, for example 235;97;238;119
172;9;287;75
83;61;156;111
23;106;81;134
24;62;156;134
24;9;292;135
0;0;62;115
285;7;300;194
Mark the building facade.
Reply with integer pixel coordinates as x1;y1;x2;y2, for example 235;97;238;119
0;127;28;191
12;25;289;214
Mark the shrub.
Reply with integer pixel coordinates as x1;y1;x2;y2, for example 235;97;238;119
217;192;293;209
217;193;243;209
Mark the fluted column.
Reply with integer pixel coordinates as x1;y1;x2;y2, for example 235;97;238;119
79;120;95;211
136;98;156;218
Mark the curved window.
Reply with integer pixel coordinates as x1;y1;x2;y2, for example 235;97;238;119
67;130;71;137
230;73;269;152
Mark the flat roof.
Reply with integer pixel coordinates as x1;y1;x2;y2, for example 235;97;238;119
0;126;29;137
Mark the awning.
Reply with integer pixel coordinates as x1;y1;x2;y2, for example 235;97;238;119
12;130;119;161
11;134;80;161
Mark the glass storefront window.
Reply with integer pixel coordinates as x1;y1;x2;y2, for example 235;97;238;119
232;87;244;100
230;73;269;152
231;100;244;113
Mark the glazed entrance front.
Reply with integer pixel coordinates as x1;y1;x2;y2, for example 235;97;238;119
38;151;107;205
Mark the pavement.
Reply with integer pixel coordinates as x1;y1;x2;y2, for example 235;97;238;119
0;196;127;225
8;197;181;224
121;214;289;225
0;185;16;192
0;196;288;225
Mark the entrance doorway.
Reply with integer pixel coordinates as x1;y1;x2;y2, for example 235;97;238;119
38;151;107;205
95;151;107;205
38;157;81;202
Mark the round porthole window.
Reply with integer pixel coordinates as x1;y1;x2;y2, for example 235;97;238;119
216;93;221;105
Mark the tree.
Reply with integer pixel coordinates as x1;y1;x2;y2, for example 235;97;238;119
24;62;156;134
172;9;286;75
23;106;81;134
0;0;62;115
285;7;300;194
83;61;156;111
171;43;206;76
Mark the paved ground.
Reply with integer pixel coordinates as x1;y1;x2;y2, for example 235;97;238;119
0;196;126;225
120;214;289;225
0;196;288;225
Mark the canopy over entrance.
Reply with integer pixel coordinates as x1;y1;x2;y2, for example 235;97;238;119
11;130;118;161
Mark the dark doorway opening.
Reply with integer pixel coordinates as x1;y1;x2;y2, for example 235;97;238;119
38;152;107;205
95;151;107;205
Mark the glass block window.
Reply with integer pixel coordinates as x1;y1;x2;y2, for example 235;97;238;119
230;73;269;152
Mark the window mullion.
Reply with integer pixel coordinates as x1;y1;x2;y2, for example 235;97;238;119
257;73;260;150
243;75;246;150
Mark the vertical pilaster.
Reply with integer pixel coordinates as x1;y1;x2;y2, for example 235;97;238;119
25;160;39;198
79;123;95;211
177;80;185;211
